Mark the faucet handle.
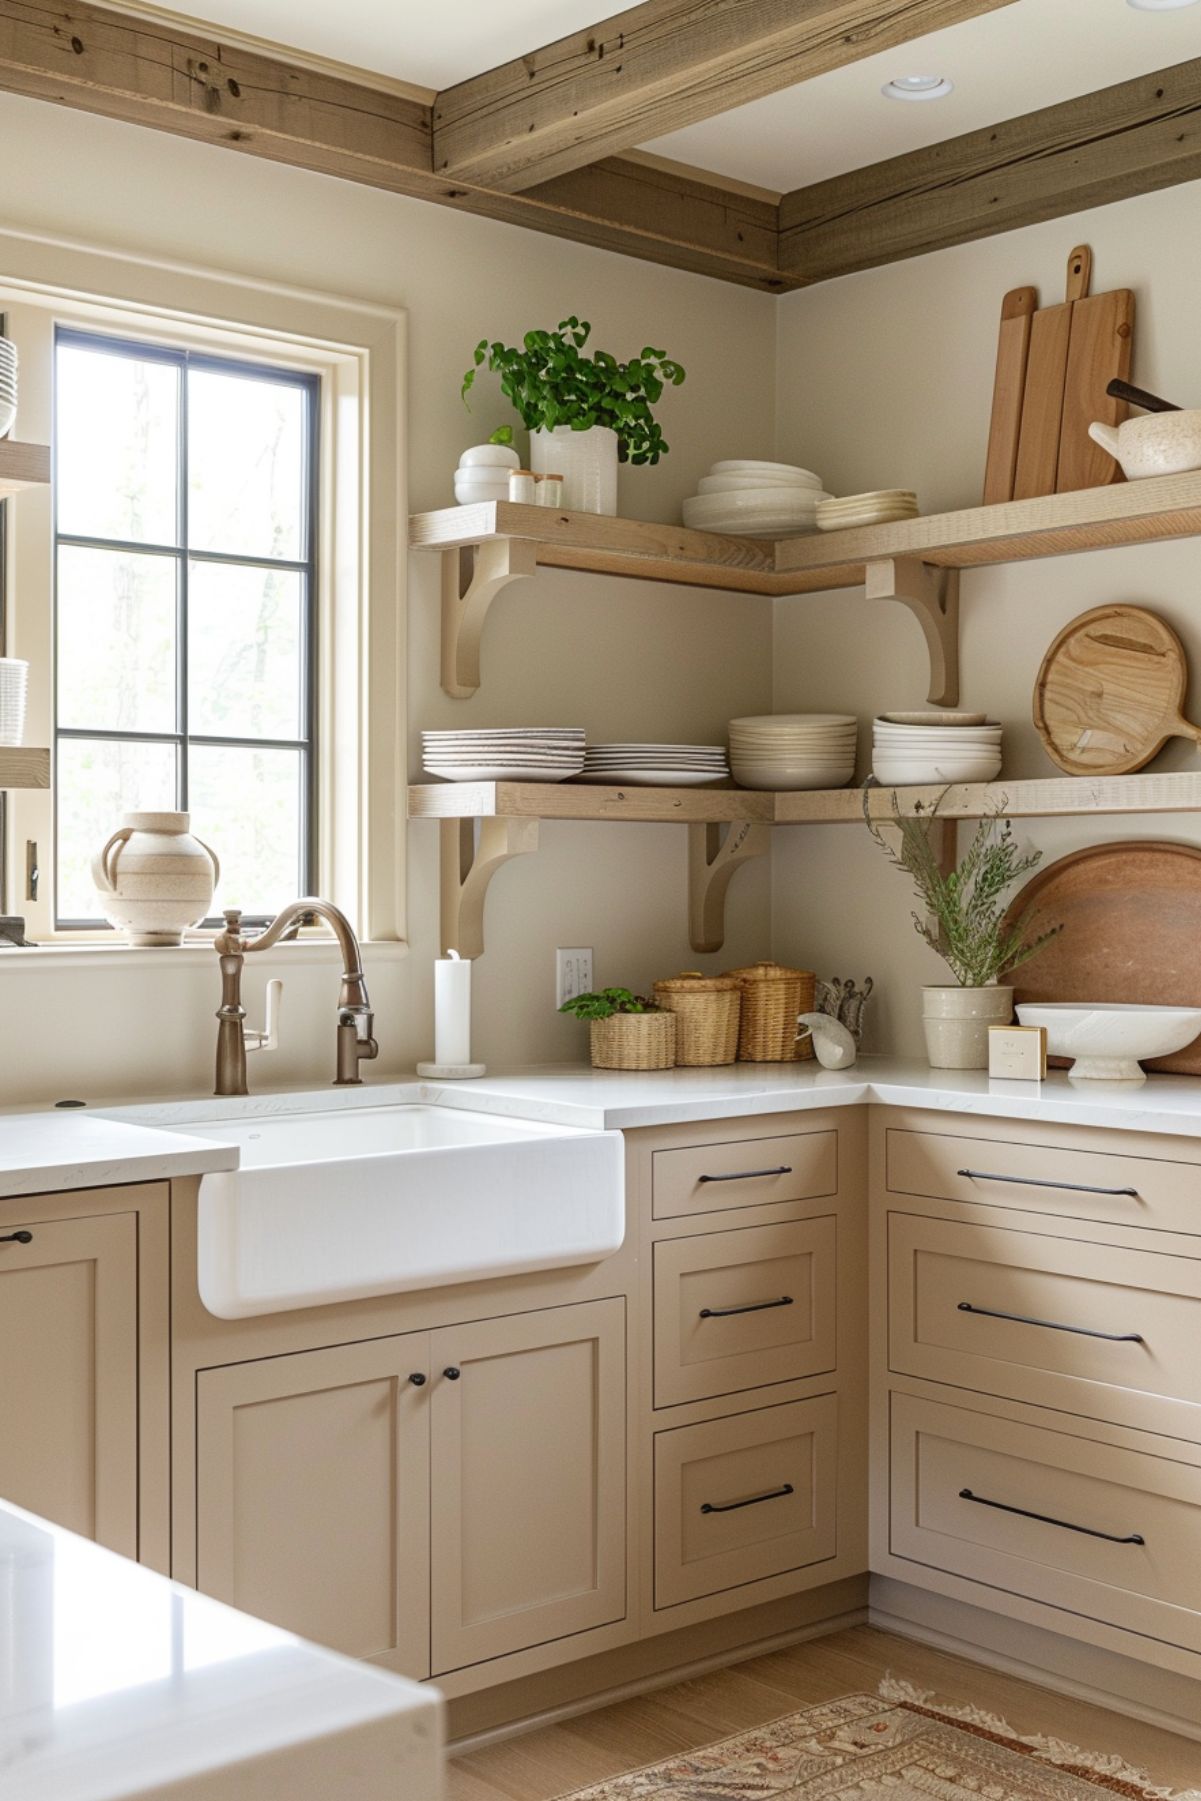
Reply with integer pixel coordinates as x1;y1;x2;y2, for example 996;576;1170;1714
246;979;283;1055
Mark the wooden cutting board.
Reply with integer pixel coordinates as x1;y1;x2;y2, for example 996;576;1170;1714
982;286;1037;504
1057;281;1134;492
1013;247;1092;501
1001;841;1201;1074
1033;603;1201;776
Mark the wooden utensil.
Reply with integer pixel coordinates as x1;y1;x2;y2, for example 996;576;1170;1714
1001;840;1201;1074
1107;377;1180;414
982;285;1037;504
1057;269;1134;492
1013;246;1092;501
1033;603;1201;776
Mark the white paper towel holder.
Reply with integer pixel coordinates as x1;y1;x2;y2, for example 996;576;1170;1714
417;1060;487;1079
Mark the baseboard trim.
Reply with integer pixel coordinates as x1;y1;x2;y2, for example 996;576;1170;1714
449;1585;868;1752
870;1580;1201;1749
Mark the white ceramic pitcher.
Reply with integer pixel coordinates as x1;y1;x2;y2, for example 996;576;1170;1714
92;810;220;945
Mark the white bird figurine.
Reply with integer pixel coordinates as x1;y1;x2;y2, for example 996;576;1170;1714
797;1011;858;1070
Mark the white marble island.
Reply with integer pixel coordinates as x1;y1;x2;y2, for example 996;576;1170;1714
0;1499;443;1800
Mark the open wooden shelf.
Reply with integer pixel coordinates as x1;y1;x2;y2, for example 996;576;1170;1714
408;781;773;824
0;441;51;499
0;748;50;790
411;474;1201;706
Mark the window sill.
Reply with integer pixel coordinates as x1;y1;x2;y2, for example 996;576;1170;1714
0;937;409;969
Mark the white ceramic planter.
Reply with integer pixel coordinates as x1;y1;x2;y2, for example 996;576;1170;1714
531;425;618;515
921;984;1013;1070
92;810;220;946
0;658;28;746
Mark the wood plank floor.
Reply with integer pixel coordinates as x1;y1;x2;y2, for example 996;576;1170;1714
447;1624;1201;1798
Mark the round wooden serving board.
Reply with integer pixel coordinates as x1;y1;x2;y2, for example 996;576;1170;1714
1001;839;1201;1074
1033;603;1201;776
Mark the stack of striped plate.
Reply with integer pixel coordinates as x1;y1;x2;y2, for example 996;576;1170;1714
816;489;918;531
580;744;730;786
422;728;585;783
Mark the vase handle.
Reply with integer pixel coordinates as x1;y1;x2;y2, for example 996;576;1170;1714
195;836;221;891
91;826;133;895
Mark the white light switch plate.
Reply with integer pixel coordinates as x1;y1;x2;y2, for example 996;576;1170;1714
556;948;594;1009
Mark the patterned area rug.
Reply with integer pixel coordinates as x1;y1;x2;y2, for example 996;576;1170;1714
559;1680;1201;1801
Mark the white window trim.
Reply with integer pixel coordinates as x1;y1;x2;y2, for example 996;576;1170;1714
0;224;406;954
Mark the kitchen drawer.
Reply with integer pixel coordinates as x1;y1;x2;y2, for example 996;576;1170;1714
654;1395;836;1609
890;1391;1201;1655
654;1218;836;1408
886;1126;1201;1236
652;1130;837;1221
889;1213;1201;1433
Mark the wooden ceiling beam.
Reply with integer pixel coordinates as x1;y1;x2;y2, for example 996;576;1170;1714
430;0;1019;194
0;0;785;290
779;57;1201;283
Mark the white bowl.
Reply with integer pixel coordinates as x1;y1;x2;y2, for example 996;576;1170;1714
458;444;521;470
879;712;988;727
872;755;1002;784
710;459;823;482
454;477;511;505
682;490;829;535
698;470;823;495
1016;1002;1201;1082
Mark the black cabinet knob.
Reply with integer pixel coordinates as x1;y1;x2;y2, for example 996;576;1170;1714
443;1366;461;1381
408;1372;427;1387
0;1230;32;1245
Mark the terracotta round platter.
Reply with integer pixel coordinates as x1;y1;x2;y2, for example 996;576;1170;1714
1001;839;1201;1073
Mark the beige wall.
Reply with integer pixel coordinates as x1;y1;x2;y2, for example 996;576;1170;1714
771;180;1201;1059
0;92;776;1105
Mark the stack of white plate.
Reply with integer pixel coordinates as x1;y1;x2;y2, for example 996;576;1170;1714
816;489;918;531
682;461;832;537
872;712;1002;785
454;444;520;506
579;744;729;786
729;714;857;791
423;727;585;782
0;338;16;440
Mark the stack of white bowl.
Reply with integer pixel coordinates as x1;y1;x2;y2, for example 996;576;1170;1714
422;727;585;783
454;443;520;506
0;338;16;440
872;712;1002;785
682;461;831;537
729;714;857;791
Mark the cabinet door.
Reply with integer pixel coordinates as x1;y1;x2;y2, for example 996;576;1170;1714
196;1335;430;1676
0;1212;138;1555
430;1298;626;1674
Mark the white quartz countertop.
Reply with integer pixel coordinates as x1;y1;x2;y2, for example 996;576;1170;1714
0;1499;441;1801
0;1112;237;1199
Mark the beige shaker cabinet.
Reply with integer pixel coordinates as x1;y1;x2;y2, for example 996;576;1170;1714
0;1185;168;1563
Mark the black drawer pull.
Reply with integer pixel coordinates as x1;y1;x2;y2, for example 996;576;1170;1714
701;1482;794;1515
408;1372;427;1387
0;1230;33;1245
700;1295;794;1319
957;1301;1144;1344
443;1366;461;1381
959;1488;1145;1546
957;1168;1139;1199
698;1165;792;1184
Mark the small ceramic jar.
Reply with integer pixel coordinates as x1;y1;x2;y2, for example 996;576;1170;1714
537;473;564;507
508;469;536;503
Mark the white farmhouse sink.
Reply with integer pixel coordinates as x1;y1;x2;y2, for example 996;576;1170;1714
185;1104;624;1319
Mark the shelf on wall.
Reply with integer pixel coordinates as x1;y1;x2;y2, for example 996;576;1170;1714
410;472;1201;707
409;770;1201;957
0;748;50;790
0;441;51;498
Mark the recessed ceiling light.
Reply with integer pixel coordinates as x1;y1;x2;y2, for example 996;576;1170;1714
1127;0;1201;10
881;74;954;101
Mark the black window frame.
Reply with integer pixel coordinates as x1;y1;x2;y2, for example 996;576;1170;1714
52;326;320;930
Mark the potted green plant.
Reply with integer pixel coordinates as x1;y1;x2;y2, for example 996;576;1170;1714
559;987;677;1071
864;789;1060;1069
462;318;685;516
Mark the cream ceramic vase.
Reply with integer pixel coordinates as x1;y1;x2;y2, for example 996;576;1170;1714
92;810;220;946
922;984;1013;1071
531;424;618;514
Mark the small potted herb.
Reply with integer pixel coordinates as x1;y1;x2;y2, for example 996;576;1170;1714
462;317;685;515
864;788;1060;1069
560;987;677;1071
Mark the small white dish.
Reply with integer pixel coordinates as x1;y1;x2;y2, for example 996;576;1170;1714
576;767;728;786
425;762;585;783
879;711;988;727
710;459;823;482
1016;1002;1201;1082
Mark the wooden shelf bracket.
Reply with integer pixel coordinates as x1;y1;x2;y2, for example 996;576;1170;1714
864;557;960;707
441;538;537;699
687;820;771;954
440;815;540;957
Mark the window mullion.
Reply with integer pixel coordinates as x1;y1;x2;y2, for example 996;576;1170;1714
178;353;189;814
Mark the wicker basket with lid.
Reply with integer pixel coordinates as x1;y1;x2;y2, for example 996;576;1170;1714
651;971;741;1066
725;961;816;1062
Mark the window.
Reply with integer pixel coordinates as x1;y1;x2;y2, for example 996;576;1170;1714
53;329;319;927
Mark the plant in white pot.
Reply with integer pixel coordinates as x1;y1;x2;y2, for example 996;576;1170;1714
462;317;685;515
864;789;1060;1070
